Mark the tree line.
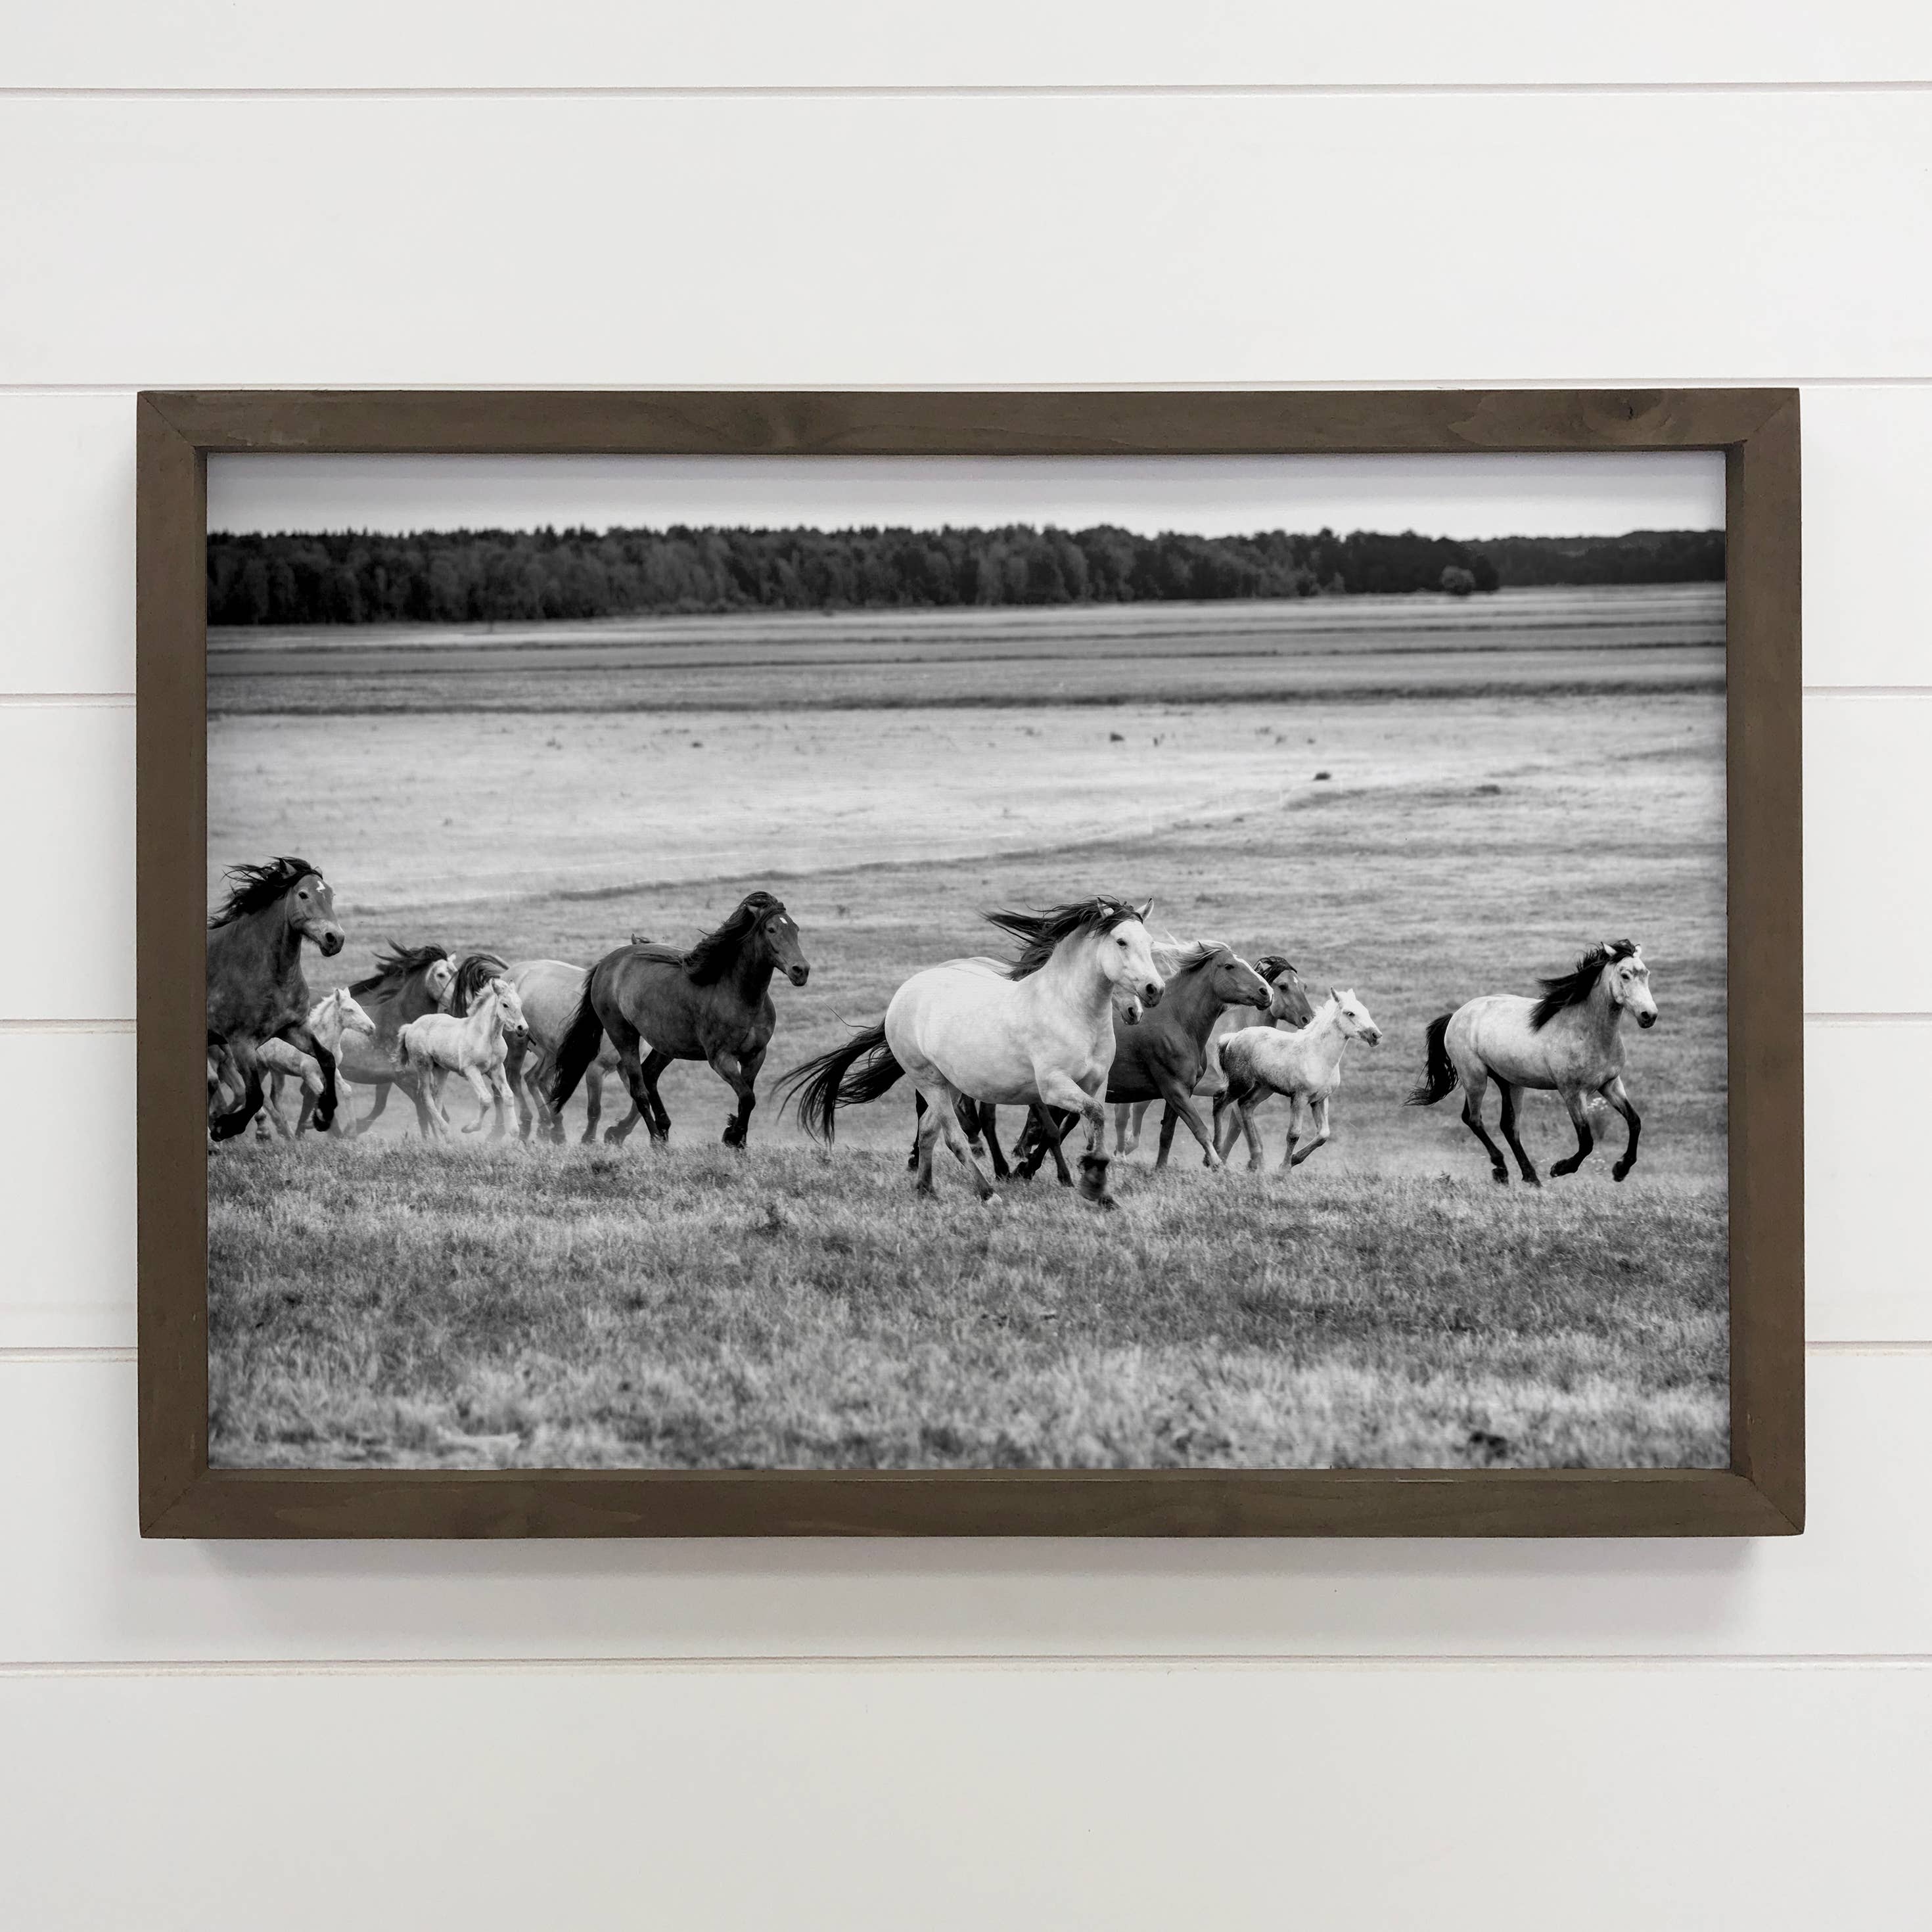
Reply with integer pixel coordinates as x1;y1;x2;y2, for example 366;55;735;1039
205;522;1723;626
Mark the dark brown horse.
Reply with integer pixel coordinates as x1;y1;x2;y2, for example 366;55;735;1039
206;856;345;1141
550;891;810;1149
335;942;455;1135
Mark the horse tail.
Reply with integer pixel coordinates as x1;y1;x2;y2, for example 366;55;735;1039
548;975;608;1111
775;1021;903;1143
1406;1013;1458;1107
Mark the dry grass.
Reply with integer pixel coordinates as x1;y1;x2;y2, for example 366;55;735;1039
210;1139;1726;1471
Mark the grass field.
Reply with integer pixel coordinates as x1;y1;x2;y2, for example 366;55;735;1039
206;582;1729;1469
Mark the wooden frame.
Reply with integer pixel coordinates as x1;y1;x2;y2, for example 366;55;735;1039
138;388;1803;1538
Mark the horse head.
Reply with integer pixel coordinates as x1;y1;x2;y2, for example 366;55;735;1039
490;977;530;1045
1254;955;1317;1028
1212;948;1274;1014
1329;987;1383;1046
1603;942;1657;1029
754;896;812;988
333;988;377;1040
1098;904;1163;1011
288;871;344;957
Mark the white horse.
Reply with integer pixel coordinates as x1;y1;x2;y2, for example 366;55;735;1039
1115;952;1316;1155
1213;988;1382;1172
782;896;1165;1208
397;975;531;1141
255;988;379;1138
1407;938;1656;1184
907;954;1148;1182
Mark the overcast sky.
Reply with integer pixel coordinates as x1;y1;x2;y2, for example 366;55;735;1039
208;451;1723;542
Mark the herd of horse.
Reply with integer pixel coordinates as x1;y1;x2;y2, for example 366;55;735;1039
205;855;1661;1208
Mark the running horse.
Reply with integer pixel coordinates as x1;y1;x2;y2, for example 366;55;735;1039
333;942;455;1134
781;896;1164;1208
906;953;1149;1184
549;891;811;1149
1114;952;1316;1158
506;957;646;1145
1012;940;1274;1177
1406;938;1657;1184
206;856;345;1140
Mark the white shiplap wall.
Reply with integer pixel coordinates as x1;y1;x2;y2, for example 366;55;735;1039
3;14;1929;1925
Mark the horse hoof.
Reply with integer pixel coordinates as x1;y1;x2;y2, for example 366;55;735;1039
981;1192;1004;1211
1522;1173;1542;1188
1613;1162;1632;1183
1490;1168;1509;1185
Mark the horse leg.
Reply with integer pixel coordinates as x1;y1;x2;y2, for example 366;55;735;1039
922;1080;1000;1205
1457;1070;1509;1183
639;1046;676;1146
977;1105;1011;1181
1279;1093;1305;1170
1156;1075;1222;1172
1114;1103;1137;1155
605;1020;655;1148
1040;1107;1076;1186
1602;1074;1642;1181
912;1084;948;1195
486;1055;511;1141
409;1059;444;1139
712;1046;762;1149
1549;1086;1596;1178
1212;1087;1238;1161
1289;1095;1332;1168
513;1048;543;1143
577;1067;601;1145
257;1070;288;1141
352;1078;392;1138
208;1041;266;1142
909;1091;927;1172
490;1069;518;1141
1036;1071;1112;1208
290;1029;338;1134
1495;1080;1541;1185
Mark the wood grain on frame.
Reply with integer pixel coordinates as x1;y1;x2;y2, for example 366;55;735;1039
137;389;1803;1538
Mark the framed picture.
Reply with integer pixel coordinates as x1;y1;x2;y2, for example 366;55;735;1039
139;388;1802;1536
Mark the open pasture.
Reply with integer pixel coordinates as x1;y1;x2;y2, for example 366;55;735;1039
208;584;1728;1467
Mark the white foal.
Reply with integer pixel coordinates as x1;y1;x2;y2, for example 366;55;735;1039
397;976;531;1141
1117;955;1317;1155
1213;988;1383;1172
256;988;378;1138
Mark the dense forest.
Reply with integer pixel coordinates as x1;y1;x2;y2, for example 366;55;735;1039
204;523;1724;626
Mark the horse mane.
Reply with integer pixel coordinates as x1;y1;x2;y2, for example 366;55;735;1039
449;951;509;1013
349;941;450;997
208;856;320;929
1253;954;1297;981
1150;938;1230;980
983;896;1145;980
681;891;785;985
1530;938;1639;1030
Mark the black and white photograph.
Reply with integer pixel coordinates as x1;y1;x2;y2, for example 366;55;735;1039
201;449;1728;1473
